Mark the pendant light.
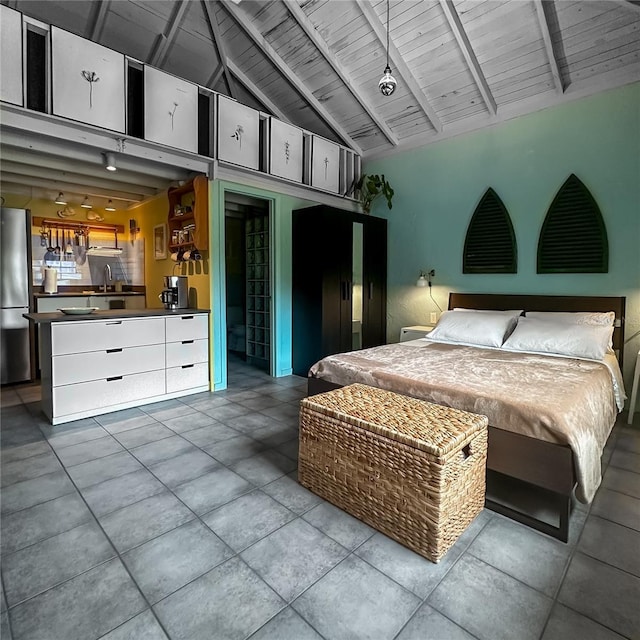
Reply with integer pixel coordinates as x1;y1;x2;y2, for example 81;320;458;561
54;192;67;205
378;0;397;96
105;199;116;212
81;195;92;209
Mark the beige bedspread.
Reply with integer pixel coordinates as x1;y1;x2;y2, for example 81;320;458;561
309;341;620;503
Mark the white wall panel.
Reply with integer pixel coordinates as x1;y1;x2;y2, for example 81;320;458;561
269;118;303;183
311;136;340;193
51;27;125;132
0;5;23;106
144;65;198;153
217;95;260;170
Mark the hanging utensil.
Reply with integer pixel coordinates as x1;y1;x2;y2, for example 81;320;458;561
54;228;61;256
65;229;73;257
47;229;54;253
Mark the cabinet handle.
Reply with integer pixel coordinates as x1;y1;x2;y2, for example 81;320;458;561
181;364;194;369
106;376;123;382
106;321;122;325
106;348;123;353
181;340;194;344
369;282;374;300
181;316;194;320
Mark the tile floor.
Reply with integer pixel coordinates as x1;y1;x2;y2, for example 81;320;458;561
1;357;639;640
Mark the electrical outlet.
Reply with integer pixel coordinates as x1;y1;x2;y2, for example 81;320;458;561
430;312;437;324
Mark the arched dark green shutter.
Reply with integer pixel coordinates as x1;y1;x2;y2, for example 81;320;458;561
463;188;517;273
537;174;608;273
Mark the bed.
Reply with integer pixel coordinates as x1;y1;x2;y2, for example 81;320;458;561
307;293;626;542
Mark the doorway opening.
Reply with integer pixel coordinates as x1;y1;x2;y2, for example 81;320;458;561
224;193;272;382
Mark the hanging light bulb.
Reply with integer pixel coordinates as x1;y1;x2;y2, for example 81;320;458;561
379;0;397;96
105;199;116;212
81;195;92;209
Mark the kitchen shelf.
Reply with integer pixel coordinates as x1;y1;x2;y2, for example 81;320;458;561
167;176;208;253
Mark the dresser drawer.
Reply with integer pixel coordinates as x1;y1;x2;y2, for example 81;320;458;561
166;362;209;394
53;371;165;416
52;317;165;355
52;344;165;386
166;339;208;368
165;314;208;343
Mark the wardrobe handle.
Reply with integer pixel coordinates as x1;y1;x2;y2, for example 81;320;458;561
369;282;374;300
347;281;351;301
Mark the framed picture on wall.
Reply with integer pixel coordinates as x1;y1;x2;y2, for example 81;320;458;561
153;224;167;260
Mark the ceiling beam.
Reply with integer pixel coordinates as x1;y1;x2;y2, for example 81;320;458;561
533;0;564;93
148;0;188;67
206;64;225;91
357;0;442;134
220;0;363;154
0;161;159;196
439;0;497;116
1;148;174;189
611;0;640;11
202;0;236;99
0;172;148;202
285;1;398;146
87;0;110;42
227;61;289;122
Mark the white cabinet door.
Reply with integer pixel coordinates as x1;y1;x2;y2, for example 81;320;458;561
0;5;23;106
144;66;198;153
53;371;165;416
51;27;125;132
53;344;165;385
166;339;208;368
52;317;165;355
165;314;208;343
166;362;209;393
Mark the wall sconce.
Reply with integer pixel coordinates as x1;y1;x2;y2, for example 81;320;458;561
54;192;67;205
104;152;117;171
105;199;116;212
416;269;435;287
81;195;92;209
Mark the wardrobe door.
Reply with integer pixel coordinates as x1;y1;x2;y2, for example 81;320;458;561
321;213;352;358
362;216;387;348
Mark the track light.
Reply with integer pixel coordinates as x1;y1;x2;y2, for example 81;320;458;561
54;192;67;205
104;152;117;171
81;196;92;209
105;199;116;212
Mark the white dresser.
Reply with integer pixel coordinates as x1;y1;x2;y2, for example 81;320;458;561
35;310;210;424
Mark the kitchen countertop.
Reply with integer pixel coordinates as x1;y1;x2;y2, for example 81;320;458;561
24;309;210;324
33;291;145;297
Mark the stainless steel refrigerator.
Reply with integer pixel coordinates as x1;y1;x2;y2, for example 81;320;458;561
1;207;33;384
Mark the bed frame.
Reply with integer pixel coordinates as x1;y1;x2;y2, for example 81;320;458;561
308;293;626;542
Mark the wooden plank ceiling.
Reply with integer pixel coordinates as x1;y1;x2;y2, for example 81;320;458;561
6;0;640;159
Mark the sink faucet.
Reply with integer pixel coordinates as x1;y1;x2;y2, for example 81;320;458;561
103;264;112;293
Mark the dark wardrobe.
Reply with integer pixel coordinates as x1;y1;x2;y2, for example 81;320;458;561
292;206;387;376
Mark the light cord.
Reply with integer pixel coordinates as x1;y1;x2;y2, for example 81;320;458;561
386;0;390;67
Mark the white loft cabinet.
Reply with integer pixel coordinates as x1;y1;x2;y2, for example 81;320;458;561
0;5;23;106
37;311;210;424
311;136;340;193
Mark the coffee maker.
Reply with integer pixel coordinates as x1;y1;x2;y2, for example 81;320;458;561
160;275;189;310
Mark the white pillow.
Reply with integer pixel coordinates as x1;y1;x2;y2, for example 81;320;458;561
525;311;615;327
427;310;520;348
501;316;613;361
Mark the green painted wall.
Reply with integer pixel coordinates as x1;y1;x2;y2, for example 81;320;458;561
210;180;313;390
365;82;640;385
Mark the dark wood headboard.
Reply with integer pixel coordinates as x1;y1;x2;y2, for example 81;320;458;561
448;293;626;369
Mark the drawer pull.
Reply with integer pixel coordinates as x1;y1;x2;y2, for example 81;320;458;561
181;340;194;344
106;376;123;382
106;348;123;353
181;364;194;369
181;316;194;320
106;321;122;325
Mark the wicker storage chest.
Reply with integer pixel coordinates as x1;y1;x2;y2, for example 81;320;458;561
299;384;488;562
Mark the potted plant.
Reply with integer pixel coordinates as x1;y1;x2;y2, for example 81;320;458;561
350;174;394;214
